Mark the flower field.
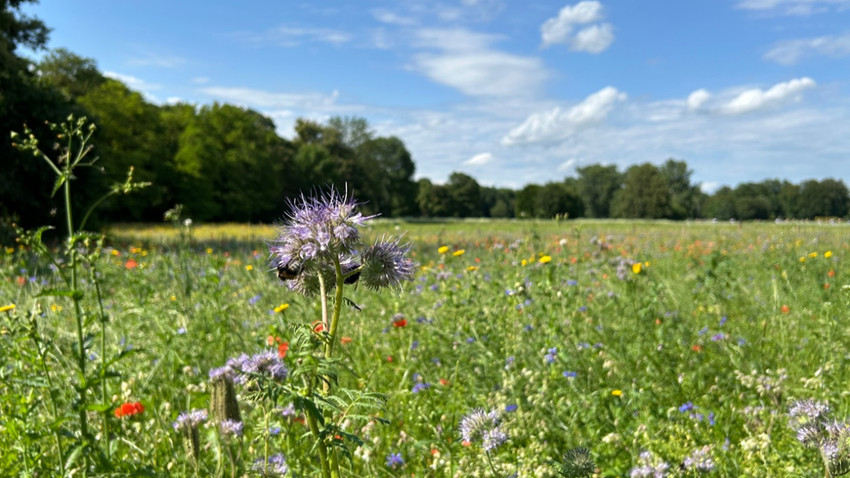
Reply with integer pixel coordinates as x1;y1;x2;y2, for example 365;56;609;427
2;218;849;477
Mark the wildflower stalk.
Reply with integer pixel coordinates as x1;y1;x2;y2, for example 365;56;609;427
27;312;66;476
91;262;110;459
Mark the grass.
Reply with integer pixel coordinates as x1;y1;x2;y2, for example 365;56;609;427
2;219;849;476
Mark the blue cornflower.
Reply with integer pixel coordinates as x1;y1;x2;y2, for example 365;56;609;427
567;279;578;286
505;404;518;412
412;382;431;394
563;371;577;378
386;452;404;468
679;401;695;413
249;294;261;305
544;347;558;364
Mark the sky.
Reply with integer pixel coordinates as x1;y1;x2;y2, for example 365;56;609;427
20;0;850;192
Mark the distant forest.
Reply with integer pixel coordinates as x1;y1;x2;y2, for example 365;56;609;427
3;2;849;232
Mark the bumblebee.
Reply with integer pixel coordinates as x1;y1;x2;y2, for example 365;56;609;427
276;261;302;281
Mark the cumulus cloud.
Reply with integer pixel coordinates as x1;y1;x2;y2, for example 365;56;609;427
501;86;626;145
721;77;816;115
541;1;614;53
764;32;850;64
735;0;850;15
412;28;549;97
464;152;494;165
372;9;416;26
687;89;711;111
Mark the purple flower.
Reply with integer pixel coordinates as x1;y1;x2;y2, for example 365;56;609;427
360;239;416;290
253;453;289;476
505;404;518;412
220;419;243;438
563;371;577;378
249;294;261;305
173;409;207;431
412;382;431;394
460;408;508;451
386;452;404;468
544;347;558;364
679;402;695;413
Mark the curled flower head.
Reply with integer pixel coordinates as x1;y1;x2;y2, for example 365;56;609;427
360;238;416;290
241;350;289;381
460;408;508;451
220;419;244;438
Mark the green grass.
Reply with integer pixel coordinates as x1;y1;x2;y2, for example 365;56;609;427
2;219;849;476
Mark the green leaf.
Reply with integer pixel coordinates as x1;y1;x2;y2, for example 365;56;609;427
36;288;84;301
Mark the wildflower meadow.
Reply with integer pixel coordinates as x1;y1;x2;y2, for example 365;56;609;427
4;197;850;476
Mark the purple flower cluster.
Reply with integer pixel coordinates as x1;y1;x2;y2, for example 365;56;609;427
211;350;288;384
252;453;289;476
682;446;715;473
460;408;508;452
269;189;414;294
788;399;850;474
173;409;208;431
386;452;404;468
219;419;244;438
629;451;670;478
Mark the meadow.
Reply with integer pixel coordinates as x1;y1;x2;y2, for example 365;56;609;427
2;217;849;477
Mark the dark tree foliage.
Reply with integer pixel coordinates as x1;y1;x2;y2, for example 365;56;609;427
1;0;76;231
576;164;621;218
611;163;672;219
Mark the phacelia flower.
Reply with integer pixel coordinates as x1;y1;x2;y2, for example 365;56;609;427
360;238;416;290
460;408;508;451
173;409;208;431
386;452;404;468
252;453;289;476
682;446;715;473
220;419;244;438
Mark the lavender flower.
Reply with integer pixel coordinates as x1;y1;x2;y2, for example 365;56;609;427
173;409;208;431
460;408;508;451
219;419;244;438
789;399;830;422
682;446;715;473
241;350;289;381
629;451;670;478
253;453;289;476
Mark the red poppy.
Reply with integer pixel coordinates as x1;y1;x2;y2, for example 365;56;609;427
392;318;407;328
125;259;138;269
312;321;325;333
781;305;790;314
340;336;353;345
691;344;702;352
278;342;289;358
114;401;144;418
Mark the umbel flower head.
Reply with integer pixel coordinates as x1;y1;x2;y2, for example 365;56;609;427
269;188;415;295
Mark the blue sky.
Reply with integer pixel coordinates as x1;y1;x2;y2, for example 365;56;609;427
22;0;850;191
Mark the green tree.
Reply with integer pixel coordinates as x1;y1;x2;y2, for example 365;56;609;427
702;186;736;220
576;164;621;218
660;159;701;219
1;0;74;229
797;179;850;218
175;103;291;221
356;136;416;216
446;172;482;217
515;184;541;218
611;163;671;219
36;48;105;98
415;178;452;217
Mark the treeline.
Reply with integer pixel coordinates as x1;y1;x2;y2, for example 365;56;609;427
3;2;849;230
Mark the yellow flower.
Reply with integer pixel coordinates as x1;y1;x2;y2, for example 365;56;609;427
5;247;14;254
632;263;642;274
644;261;651;268
467;266;479;271
110;249;120;256
206;248;213;254
245;265;254;271
799;256;806;263
521;259;528;267
809;252;818;258
438;246;449;254
539;255;552;264
825;251;833;258
611;389;623;397
50;304;62;312
170;295;177;301
0;304;16;313
452;249;465;257
274;303;290;313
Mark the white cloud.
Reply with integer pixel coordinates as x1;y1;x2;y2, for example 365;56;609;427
541;1;614;53
238;26;352;47
571;24;615;53
764;32;850;64
687;89;711;111
502;86;626;145
412;28;549;97
198;86;342;110
557;158;578;172
721;77;816;115
464;152;494;166
735;0;850;15
104;71;160;90
192;76;211;84
700;181;720;194
372;9;416;26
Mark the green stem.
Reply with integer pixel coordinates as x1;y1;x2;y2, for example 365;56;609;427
324;257;345;360
92;264;110;460
29;318;66;476
485;451;501;477
64;162;90;446
306;410;333;478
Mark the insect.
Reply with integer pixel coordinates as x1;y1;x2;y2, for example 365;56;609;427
276;261;302;281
